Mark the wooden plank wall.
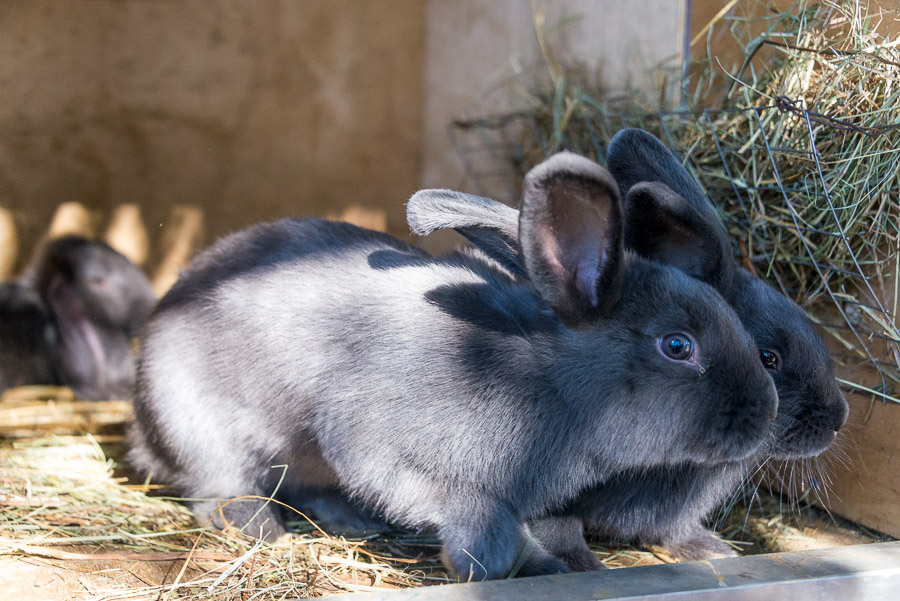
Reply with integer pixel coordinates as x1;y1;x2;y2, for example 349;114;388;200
0;0;425;286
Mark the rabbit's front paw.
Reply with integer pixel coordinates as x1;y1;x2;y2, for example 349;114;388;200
662;530;737;561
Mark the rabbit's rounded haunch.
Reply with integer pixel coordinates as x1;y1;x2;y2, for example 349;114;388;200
129;153;777;580
407;133;848;567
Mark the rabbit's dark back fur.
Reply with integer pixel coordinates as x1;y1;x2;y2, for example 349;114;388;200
27;236;156;400
131;154;777;580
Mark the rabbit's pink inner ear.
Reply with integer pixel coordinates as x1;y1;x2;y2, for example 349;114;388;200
520;152;625;325
545;182;612;307
530;177;622;323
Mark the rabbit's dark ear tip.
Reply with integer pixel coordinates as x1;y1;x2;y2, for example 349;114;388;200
608;128;665;152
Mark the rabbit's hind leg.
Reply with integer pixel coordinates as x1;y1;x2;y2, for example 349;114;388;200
190;494;287;542
281;487;390;536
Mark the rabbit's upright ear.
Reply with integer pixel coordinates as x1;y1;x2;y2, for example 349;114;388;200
607;128;735;295
519;152;624;326
624;182;734;294
407;190;525;278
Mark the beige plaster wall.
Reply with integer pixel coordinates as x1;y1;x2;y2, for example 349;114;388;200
0;0;425;277
421;0;688;201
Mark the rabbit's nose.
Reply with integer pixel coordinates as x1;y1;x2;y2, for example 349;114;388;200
828;386;849;432
833;404;849;432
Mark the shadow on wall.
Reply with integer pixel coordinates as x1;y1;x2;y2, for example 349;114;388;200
0;202;389;296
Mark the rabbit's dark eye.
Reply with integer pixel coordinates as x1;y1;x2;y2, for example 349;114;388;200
87;276;110;289
760;349;779;370
659;334;693;362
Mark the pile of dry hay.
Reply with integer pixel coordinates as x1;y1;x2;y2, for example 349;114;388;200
453;0;900;406
0;389;449;600
0;388;661;600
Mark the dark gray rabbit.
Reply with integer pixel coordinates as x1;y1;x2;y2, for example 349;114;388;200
27;236;156;400
609;128;849;460
129;152;777;580
0;281;59;393
407;130;849;567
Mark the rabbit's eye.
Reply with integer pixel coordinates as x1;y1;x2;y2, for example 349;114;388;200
760;349;779;370
87;276;110;289
659;334;693;362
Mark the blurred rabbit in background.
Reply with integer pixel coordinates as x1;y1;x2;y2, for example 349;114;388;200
0;236;157;400
22;236;156;400
0;202;205;400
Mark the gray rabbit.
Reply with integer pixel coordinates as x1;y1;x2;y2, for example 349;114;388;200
26;236;157;400
407;130;849;567
129;152;777;579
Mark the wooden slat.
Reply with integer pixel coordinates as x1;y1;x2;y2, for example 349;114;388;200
322;542;900;601
0;395;132;437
